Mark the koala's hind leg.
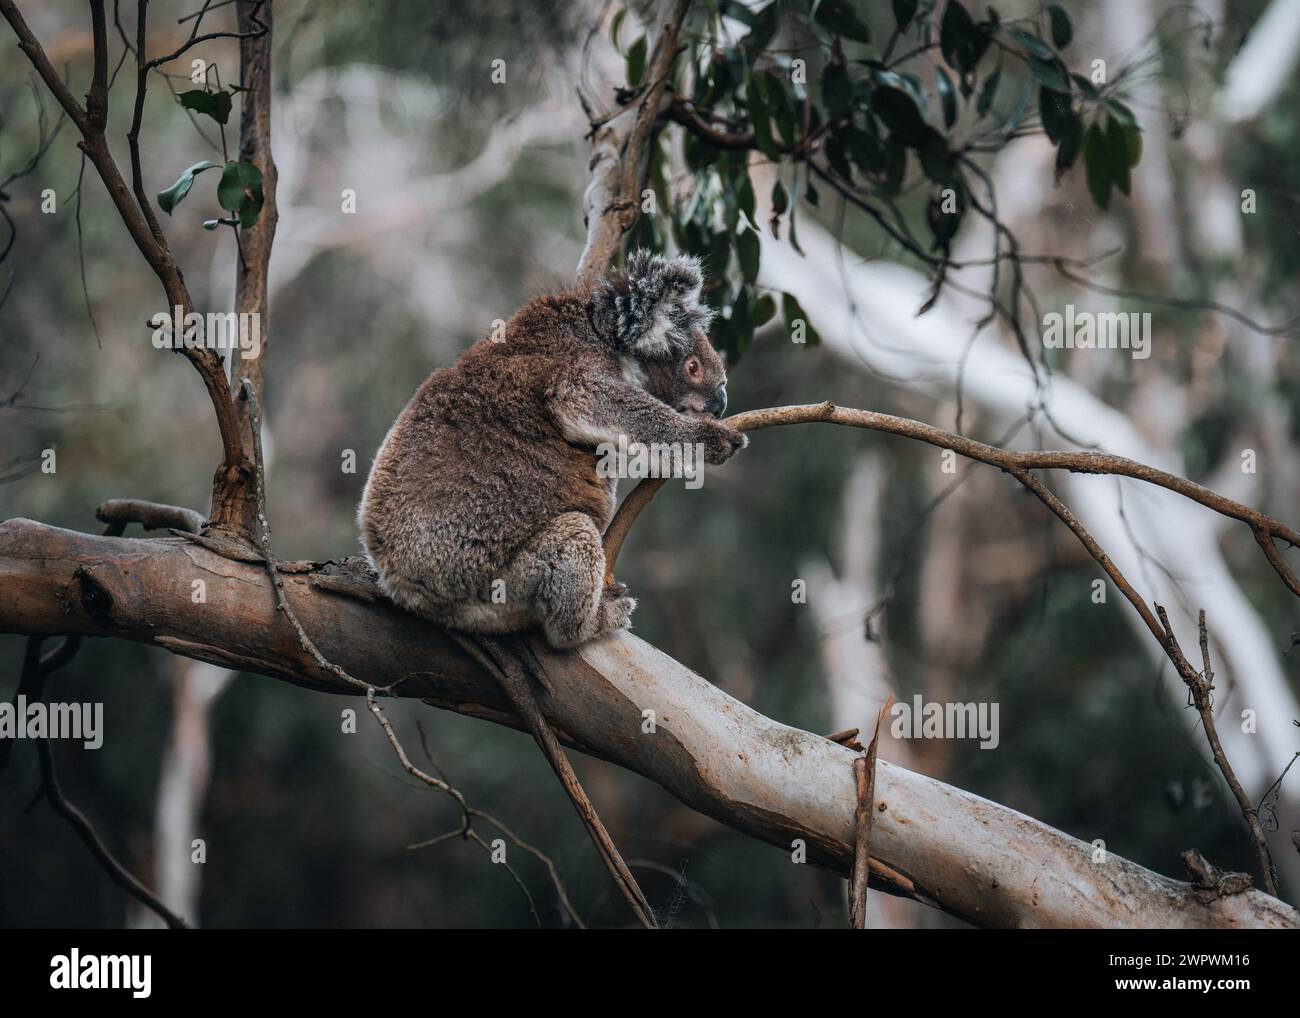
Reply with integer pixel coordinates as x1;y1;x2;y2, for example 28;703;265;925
514;512;635;649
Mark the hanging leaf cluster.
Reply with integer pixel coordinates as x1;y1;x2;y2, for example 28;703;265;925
618;0;1142;364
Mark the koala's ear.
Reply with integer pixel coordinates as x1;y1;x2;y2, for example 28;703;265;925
589;250;714;359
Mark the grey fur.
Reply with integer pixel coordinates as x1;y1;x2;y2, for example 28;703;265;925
358;252;744;649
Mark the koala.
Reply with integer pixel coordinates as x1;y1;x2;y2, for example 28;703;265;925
358;251;746;649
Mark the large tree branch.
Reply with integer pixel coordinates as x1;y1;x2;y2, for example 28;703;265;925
2;517;1294;929
603;401;1298;894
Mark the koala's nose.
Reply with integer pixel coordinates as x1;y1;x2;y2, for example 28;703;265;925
707;384;727;418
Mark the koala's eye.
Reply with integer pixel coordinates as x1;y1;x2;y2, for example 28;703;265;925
684;357;702;381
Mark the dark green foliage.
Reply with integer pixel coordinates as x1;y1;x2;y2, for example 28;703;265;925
624;0;1144;363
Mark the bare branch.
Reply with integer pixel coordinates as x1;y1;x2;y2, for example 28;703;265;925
602;402;1300;596
848;695;891;929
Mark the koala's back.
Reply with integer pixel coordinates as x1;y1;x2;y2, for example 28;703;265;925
359;295;614;619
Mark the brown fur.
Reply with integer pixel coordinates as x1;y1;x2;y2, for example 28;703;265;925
359;266;744;648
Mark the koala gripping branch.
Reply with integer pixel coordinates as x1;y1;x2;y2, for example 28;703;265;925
602;400;1300;595
601;400;1300;897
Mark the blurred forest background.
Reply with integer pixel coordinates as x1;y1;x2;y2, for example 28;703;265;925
1;0;1298;928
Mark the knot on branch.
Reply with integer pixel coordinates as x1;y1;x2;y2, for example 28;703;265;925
73;565;114;626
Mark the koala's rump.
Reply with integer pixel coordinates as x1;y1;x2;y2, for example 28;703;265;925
360;360;613;614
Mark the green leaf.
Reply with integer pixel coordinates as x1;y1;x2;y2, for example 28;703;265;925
781;292;821;346
218;160;264;228
156;160;215;215
729;287;752;361
1054;113;1082;176
871;85;927;146
918;128;957;187
1106;115;1131;195
940;0;989;74
881;136;907;195
814;0;871;43
1009;28;1055;61
762;73;797;148
708;230;730;277
753;293;777;328
736;171;756;222
892;0;918;28
1102;98;1137;127
927;187;964;248
609;7;627;54
1071;73;1099;99
843;125;883;174
1027;55;1071;93
1040;85;1071;143
747;78;781;161
940;0;974;69
772;179;789;215
1123;123;1143;167
936;68;958;129
1046;4;1073;49
744;1;780;52
202;219;222;230
977;64;1001;117
1084;121;1110;209
825;133;854;181
627;35;647;87
821;62;853;123
178;89;232;125
737;226;760;281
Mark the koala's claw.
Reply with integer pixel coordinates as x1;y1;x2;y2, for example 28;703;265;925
701;421;748;465
598;592;637;634
603;580;628;599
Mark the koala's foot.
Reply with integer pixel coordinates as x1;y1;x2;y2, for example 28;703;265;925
596;591;637;636
698;419;749;465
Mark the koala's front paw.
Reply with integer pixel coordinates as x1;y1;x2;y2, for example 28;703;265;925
698;420;748;465
597;591;637;635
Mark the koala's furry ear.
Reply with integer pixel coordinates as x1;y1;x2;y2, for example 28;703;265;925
589;250;714;359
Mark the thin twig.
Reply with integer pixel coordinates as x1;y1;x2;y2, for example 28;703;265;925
15;635;187;928
848;695;892;929
448;631;659;928
602;402;1300;598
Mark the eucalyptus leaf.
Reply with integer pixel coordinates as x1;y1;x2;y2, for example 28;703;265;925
737;227;760;281
1084;121;1110;208
177;89;232;125
781;292;821;346
156;160;215;215
1046;5;1073;49
814;0;871;43
936;68;958;129
627;35;647;87
892;0;918;29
